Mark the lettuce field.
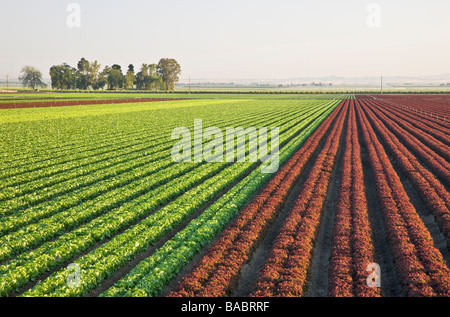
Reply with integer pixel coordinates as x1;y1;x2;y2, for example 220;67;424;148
0;92;449;297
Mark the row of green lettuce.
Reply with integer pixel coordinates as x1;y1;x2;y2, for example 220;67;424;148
0;102;311;261
20;101;340;296
0;98;338;296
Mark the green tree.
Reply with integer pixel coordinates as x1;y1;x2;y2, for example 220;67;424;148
125;64;136;90
107;64;125;90
19;66;47;90
135;63;149;90
157;58;181;91
150;76;165;91
49;63;77;89
97;65;111;90
89;60;102;90
148;63;164;91
76;57;92;90
135;63;165;91
74;57;102;90
149;63;157;77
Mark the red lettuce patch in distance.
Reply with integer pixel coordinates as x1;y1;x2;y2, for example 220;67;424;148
367;100;450;181
360;94;450;124
360;99;450;249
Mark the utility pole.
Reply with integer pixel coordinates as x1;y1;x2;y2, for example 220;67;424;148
189;76;191;94
381;76;384;94
6;75;9;90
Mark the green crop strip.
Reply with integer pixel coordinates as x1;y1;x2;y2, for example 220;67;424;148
0;95;343;296
20;101;340;296
0;102;312;248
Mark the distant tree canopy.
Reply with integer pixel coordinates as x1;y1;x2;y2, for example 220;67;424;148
135;63;165;91
157;58;181;91
49;57;181;91
107;64;125;90
125;64;136;90
19;66;47;90
49;64;77;89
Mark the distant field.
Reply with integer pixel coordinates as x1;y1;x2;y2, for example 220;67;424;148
0;91;350;101
2;82;450;94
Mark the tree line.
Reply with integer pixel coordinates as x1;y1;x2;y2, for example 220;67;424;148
48;57;181;91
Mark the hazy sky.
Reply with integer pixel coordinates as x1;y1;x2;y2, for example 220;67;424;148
1;0;449;81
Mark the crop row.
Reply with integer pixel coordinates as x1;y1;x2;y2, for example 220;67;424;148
99;102;341;297
0;99;255;169
367;100;450;185
0;103;303;234
356;99;450;296
369;100;450;151
0;140;174;213
0;101;290;189
168;100;345;297
0;161;196;261
358;95;449;135
0;106;149;165
9;100;340;296
327;101;380;297
2;99;325;189
374;95;450;120
21;162;250;296
249;99;348;296
0;102;313;260
0;124;163;183
361;101;450;249
372;101;450;161
368;95;450;130
1;162;231;296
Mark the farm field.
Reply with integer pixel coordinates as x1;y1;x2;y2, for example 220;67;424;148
0;92;449;298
